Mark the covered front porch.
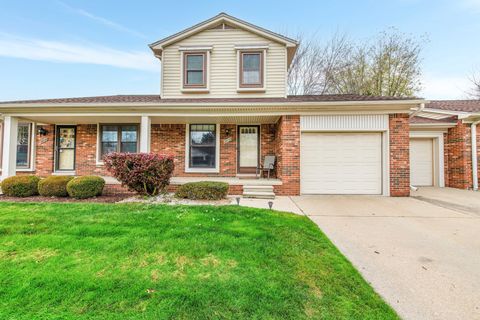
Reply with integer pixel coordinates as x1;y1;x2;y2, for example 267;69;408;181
0;112;294;196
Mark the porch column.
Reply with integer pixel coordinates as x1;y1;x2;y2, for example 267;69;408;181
1;116;18;180
140;116;151;153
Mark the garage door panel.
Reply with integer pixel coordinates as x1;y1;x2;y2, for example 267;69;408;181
301;132;382;194
410;138;433;186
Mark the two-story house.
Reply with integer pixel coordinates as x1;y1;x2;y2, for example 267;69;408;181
0;13;425;197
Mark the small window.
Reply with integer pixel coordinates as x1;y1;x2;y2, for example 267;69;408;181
16;123;32;168
100;125;138;158
189;124;216;168
184;52;206;88
240;51;263;87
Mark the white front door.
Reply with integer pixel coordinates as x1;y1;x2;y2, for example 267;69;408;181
300;132;383;194
238;126;259;173
410;138;434;186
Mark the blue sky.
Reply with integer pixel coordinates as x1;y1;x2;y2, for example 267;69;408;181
0;0;479;101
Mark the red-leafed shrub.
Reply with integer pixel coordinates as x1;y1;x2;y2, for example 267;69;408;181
103;153;174;196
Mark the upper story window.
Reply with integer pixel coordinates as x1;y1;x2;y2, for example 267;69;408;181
239;51;264;88
183;52;207;88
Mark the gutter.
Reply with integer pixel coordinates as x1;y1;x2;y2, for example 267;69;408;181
0;99;426;109
409;102;425;118
471;120;480;190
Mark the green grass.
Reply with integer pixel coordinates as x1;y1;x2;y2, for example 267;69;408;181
0;202;398;319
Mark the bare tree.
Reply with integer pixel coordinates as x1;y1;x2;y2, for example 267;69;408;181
287;32;352;95
469;73;480;99
288;28;424;97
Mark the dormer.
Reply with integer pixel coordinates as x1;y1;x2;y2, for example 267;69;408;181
149;13;298;98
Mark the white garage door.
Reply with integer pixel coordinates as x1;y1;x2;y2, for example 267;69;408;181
410;138;433;186
300;132;382;194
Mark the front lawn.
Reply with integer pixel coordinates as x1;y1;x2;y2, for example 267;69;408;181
0;203;397;319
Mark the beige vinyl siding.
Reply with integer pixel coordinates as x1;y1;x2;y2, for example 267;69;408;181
162;28;287;98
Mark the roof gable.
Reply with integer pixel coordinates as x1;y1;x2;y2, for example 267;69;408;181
149;13;298;66
149;13;298;50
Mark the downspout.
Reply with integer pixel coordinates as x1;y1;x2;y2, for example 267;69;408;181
409;102;425;118
471;120;480;191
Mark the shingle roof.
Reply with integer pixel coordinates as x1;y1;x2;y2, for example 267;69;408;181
410;116;457;124
0;94;420;105
426;100;480;113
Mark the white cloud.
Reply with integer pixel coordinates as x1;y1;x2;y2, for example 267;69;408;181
0;33;158;72
421;74;471;99
57;1;147;39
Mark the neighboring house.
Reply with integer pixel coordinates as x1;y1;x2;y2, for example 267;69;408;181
0;13;425;197
410;100;480;191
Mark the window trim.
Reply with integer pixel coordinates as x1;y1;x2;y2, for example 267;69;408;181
182;51;208;90
97;124;140;164
184;124;220;173
16;122;35;171
238;50;265;90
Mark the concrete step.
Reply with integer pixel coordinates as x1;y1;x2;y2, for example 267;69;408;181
243;185;274;192
244;185;274;189
242;191;276;199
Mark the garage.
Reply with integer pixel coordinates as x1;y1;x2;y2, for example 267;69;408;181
410;138;434;186
300;132;383;194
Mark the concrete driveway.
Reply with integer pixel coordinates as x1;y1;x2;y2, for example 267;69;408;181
292;188;480;320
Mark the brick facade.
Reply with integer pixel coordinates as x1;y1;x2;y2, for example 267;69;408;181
34;125;55;176
444;121;473;189
477;124;480;188
389;114;410;196
151;124;186;176
6;114;419;197
274;115;300;195
76;124;109;176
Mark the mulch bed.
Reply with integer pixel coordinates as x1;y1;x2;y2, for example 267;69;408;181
0;194;130;203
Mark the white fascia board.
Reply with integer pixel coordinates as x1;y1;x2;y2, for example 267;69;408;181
0;99;425;109
410;123;456;129
460;113;480;122
422;107;469;116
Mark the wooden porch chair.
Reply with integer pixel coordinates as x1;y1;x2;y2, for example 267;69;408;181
257;155;276;179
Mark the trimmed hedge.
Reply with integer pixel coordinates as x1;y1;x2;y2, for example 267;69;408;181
175;181;229;200
1;175;40;197
104;152;174;196
67;176;105;199
38;176;74;197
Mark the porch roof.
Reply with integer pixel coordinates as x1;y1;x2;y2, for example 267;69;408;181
5;114;282;125
0;94;422;106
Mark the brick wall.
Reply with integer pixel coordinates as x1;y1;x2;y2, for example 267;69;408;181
23;123;264;179
151;124;186;176
260;124;276;173
219;124;237;176
477;124;480;188
389;114;410;196
274;115;300;195
444;121;472;189
151;124;237;177
33;124;55;176
76;124;109;176
443;132;449;186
